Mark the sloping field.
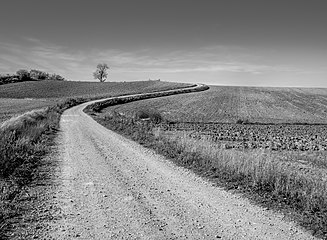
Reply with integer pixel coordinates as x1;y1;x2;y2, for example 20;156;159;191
0;80;190;99
0;80;191;124
106;85;327;124
0;98;58;124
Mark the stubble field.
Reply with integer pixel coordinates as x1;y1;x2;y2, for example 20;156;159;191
107;85;327;123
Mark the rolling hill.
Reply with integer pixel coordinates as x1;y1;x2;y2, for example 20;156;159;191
0;80;192;124
105;85;327;124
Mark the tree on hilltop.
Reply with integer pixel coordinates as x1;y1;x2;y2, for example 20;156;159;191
16;69;30;81
93;63;109;82
30;69;48;80
48;73;65;81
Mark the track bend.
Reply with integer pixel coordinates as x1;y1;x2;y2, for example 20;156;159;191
47;85;316;239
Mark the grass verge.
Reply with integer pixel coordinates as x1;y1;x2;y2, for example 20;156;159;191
0;97;88;239
90;111;327;239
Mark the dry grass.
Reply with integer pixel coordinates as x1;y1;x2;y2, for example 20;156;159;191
1;108;48;130
0;98;57;124
0;108;59;179
0;107;61;239
162;131;327;209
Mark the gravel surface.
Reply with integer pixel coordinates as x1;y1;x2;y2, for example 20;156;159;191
43;91;317;240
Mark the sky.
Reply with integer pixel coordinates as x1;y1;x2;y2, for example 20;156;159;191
0;0;327;87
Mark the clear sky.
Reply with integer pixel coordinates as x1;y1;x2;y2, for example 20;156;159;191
1;0;327;87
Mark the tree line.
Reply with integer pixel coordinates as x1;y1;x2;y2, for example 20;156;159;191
1;63;110;85
0;69;65;85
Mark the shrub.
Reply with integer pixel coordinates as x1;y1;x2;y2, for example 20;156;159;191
47;73;65;81
236;119;250;124
29;69;48;80
135;109;163;123
16;69;30;81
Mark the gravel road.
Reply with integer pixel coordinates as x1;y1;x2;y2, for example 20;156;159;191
46;90;317;240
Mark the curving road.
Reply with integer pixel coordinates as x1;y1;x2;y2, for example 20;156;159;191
46;86;316;239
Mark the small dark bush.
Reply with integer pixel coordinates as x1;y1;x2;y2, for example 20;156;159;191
236;119;243;124
236;119;250;124
135;110;163;123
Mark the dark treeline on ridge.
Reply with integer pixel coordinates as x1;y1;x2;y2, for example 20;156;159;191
0;69;66;85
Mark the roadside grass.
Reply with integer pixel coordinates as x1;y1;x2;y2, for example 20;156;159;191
91;111;327;239
0;96;124;238
0;97;118;238
0;98;58;124
0;101;74;239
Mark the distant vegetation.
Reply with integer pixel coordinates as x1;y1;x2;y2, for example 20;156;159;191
0;69;65;85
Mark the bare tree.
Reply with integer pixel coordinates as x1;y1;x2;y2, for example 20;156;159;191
93;63;109;82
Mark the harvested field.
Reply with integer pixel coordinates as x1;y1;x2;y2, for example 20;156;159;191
107;85;327;124
0;80;191;99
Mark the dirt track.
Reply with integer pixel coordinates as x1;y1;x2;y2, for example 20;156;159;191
45;91;317;239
